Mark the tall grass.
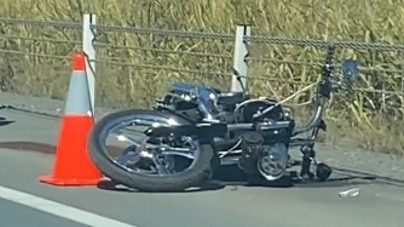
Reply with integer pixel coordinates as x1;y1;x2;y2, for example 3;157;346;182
0;0;403;154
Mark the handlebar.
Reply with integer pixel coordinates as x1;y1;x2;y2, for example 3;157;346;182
291;45;336;135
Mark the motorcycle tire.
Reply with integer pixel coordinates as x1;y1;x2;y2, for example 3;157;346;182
88;109;216;192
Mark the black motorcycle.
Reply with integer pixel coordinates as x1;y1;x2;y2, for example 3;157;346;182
88;45;360;192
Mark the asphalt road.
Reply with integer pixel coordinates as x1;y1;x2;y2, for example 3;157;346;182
0;197;89;227
1;108;404;227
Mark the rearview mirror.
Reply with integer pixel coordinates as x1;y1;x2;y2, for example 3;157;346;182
341;59;361;82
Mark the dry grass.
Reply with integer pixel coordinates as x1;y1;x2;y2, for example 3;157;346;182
0;0;403;154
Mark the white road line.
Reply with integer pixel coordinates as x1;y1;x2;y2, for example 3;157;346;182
0;185;138;227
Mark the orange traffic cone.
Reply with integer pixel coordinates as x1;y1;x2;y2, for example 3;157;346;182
38;52;103;186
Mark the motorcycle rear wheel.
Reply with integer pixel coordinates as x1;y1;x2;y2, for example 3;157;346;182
88;109;216;192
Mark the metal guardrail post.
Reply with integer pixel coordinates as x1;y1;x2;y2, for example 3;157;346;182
231;24;251;93
82;13;97;115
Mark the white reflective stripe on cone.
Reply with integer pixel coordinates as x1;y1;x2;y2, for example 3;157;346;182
64;70;92;116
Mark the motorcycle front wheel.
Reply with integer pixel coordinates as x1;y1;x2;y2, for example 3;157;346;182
88;109;216;192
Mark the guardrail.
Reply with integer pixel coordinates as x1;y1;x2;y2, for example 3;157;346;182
0;13;403;121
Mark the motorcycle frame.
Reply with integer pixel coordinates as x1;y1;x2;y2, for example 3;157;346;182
152;45;335;148
146;46;337;180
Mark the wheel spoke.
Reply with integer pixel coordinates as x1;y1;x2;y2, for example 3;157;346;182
160;150;195;159
116;134;140;145
152;155;171;175
114;148;138;170
100;115;200;178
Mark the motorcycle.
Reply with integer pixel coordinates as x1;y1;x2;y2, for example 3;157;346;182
88;45;360;192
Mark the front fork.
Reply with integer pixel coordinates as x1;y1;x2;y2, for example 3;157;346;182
298;119;331;181
301;117;321;178
300;144;316;179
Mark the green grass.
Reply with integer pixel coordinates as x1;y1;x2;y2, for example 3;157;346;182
0;0;403;154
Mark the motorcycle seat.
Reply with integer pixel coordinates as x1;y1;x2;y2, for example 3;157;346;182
171;82;221;97
217;92;247;106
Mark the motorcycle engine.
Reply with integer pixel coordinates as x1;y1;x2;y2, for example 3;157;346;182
236;98;286;123
238;131;289;181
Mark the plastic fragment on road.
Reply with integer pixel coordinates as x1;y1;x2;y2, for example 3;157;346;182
338;188;360;197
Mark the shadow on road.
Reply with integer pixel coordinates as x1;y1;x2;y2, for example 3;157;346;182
0;141;403;193
95;164;383;194
0;117;15;127
0;141;56;154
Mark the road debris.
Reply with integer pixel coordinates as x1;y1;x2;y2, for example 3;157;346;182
230;185;238;191
338;188;360;197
